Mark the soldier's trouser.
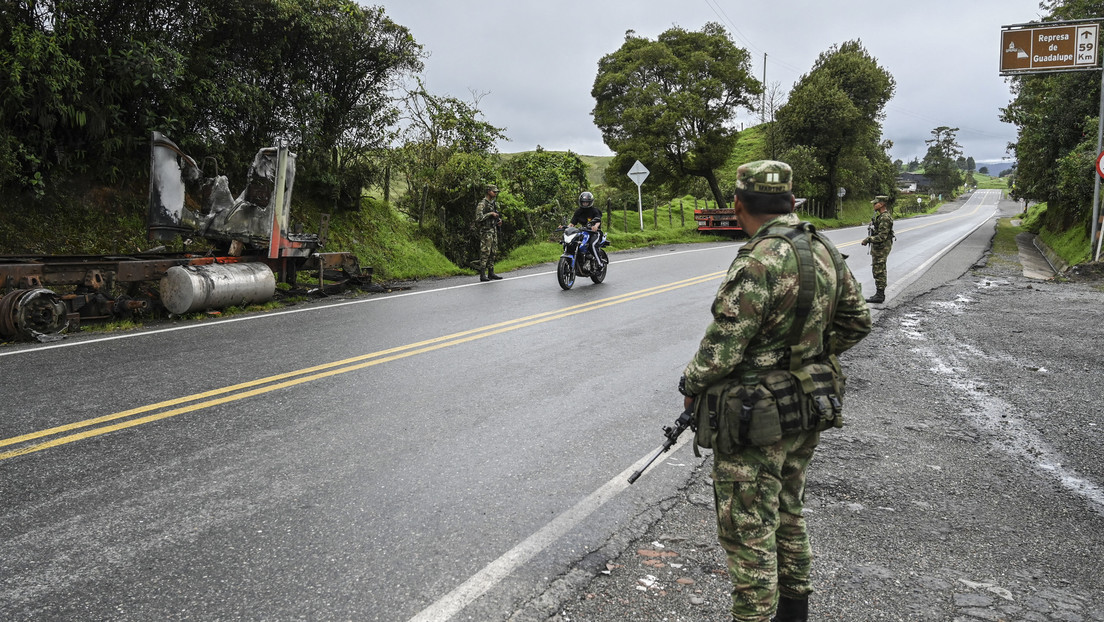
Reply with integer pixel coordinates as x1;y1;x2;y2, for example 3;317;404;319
712;430;819;621
870;243;891;290
479;228;498;271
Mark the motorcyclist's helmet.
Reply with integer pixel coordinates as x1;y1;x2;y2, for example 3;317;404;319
579;191;594;208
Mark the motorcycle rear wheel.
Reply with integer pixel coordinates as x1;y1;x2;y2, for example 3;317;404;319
557;257;576;290
590;250;608;284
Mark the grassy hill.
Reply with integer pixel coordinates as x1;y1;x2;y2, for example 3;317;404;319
973;172;1009;190
578;154;613;187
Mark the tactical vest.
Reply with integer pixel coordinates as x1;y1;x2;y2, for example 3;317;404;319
868;212;894;243
694;221;849;454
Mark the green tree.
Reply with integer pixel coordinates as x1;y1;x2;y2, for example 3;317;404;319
922;126;964;196
775;40;895;216
395;85;505;266
0;1;188;190
779;144;826;201
499;147;589;239
591;23;761;208
1000;0;1104;236
288;3;424;209
0;0;423;207
173;0;422;206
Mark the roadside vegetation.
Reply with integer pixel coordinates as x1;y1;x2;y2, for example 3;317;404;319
0;0;1091;299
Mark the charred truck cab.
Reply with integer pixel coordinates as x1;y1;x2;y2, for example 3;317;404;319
0;133;369;341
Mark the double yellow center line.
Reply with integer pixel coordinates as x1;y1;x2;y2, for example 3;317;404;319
1;272;724;462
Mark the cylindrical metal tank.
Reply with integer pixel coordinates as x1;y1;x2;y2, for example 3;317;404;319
160;263;276;315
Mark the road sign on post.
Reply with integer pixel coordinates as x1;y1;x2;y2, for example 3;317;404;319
1001;19;1104;261
1000;23;1100;74
627;160;650;231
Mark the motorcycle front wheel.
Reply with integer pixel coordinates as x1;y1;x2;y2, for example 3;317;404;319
557;257;576;290
590;250;608;284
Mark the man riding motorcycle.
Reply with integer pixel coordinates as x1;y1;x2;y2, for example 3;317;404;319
569;192;604;266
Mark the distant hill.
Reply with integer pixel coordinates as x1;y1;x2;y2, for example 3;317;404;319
498;151;612;188
976;160;1016;177
578;154;613;187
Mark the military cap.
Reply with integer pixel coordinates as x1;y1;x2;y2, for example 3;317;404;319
871;195;889;204
486;184;499;193
735;160;792;194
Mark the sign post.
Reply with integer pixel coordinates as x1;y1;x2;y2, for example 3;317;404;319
1001;19;1103;261
1097;151;1104;260
627;160;650;231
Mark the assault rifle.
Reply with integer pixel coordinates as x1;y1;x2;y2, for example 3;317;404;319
627;406;695;484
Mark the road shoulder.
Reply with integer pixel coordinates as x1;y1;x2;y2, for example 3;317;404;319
522;204;1104;622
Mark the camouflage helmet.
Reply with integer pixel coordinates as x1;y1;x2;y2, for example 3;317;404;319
486;184;499;193
735;160;792;194
871;195;889;205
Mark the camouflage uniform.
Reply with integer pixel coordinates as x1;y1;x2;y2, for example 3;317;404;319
682;161;872;621
864;205;894;292
475;185;501;278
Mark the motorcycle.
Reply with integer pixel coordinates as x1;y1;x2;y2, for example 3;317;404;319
556;222;609;290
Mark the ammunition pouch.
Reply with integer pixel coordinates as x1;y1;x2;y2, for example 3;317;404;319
691;222;851;456
693;357;845;455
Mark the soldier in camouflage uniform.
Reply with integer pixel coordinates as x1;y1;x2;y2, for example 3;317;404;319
680;161;872;622
475;184;503;281
861;196;893;303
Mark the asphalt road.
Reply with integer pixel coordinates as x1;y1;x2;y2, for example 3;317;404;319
0;191;1011;621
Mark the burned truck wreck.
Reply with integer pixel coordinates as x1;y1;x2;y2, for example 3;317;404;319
0;132;370;341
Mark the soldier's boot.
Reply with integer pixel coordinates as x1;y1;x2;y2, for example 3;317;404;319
479;269;490;282
771;596;809;622
488;266;503;280
865;288;885;304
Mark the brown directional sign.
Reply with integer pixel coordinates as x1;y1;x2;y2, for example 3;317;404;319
1000;23;1100;74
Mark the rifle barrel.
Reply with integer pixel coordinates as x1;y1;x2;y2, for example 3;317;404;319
627;407;693;484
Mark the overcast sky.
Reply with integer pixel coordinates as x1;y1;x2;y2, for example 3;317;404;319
377;0;1046;166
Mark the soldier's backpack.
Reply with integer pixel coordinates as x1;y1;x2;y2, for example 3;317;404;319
693;222;849;454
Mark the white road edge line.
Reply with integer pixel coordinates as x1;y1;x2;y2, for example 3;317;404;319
885;198;999;301
405;434;691;622
0;245;735;358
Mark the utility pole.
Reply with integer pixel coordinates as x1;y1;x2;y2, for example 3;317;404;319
761;53;767;124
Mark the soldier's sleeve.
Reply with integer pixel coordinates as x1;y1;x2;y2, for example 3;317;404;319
682;258;771;395
830;265;872;354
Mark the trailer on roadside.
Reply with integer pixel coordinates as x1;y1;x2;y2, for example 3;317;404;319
0;133;370;341
693;197;807;237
